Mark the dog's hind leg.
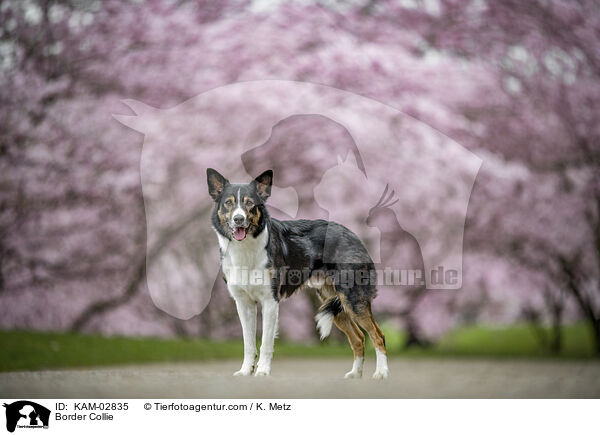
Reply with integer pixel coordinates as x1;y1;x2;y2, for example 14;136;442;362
349;302;389;379
333;311;365;379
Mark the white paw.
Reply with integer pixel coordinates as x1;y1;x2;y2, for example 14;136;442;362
344;370;362;379
255;358;271;376
233;368;253;376
372;368;389;380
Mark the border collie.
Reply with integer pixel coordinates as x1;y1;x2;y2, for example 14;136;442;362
207;168;389;379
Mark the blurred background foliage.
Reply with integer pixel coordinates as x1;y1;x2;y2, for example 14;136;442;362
1;0;600;366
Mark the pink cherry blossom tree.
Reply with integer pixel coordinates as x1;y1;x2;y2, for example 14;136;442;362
1;0;598;352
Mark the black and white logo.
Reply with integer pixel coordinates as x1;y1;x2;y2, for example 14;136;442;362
3;401;50;433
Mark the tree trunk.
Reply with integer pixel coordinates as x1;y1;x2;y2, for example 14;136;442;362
403;317;431;349
559;256;600;355
0;246;4;293
522;306;548;351
591;318;600;355
549;308;563;354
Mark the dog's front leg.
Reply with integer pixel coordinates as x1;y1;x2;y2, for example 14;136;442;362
255;298;279;376
233;294;257;376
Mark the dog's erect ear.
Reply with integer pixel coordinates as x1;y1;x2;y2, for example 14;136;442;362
207;168;229;201
253;169;273;202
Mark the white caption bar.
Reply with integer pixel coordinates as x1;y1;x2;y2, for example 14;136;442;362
0;399;597;434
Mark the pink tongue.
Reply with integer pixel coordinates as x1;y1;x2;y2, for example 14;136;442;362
233;227;246;241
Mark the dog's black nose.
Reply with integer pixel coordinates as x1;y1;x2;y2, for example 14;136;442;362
233;215;245;225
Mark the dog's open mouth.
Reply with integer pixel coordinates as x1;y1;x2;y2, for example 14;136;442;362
232;226;247;241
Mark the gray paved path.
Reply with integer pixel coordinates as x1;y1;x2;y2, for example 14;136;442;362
1;358;599;398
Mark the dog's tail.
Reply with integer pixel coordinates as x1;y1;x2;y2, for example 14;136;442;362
314;297;343;340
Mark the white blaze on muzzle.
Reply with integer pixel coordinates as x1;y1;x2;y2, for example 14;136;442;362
231;188;247;241
231;188;246;225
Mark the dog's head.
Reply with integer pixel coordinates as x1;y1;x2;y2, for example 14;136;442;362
207;168;272;241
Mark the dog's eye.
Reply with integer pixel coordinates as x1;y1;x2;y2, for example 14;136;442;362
224;199;233;208
246;200;254;208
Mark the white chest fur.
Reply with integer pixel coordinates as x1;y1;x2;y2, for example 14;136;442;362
217;228;272;302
